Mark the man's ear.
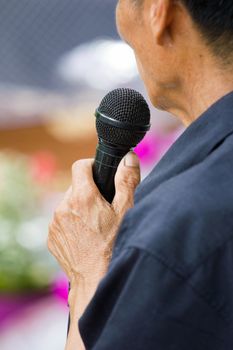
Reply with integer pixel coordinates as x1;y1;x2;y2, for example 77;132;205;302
149;0;174;46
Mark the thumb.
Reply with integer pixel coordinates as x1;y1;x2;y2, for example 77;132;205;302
113;151;141;212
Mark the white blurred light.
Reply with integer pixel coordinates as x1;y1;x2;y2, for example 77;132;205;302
56;39;138;90
16;217;48;250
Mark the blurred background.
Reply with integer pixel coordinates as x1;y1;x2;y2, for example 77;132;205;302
0;1;183;349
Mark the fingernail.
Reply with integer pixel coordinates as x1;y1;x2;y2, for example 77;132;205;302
124;152;140;168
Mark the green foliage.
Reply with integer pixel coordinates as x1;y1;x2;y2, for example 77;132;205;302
0;153;56;294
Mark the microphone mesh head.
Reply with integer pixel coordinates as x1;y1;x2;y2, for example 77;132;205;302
96;88;151;147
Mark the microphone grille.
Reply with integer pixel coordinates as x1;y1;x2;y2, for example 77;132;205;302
96;88;151;147
98;88;150;125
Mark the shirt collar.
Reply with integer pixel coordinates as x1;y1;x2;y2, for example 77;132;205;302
135;90;233;202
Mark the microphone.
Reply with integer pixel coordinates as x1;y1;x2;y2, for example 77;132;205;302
93;88;151;203
67;88;151;336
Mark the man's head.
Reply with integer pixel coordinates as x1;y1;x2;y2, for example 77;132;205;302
116;0;233;123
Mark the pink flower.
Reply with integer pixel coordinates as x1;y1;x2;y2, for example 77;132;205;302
51;274;69;304
134;131;178;166
30;152;57;184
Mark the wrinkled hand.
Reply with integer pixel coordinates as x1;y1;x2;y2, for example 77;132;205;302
47;152;140;286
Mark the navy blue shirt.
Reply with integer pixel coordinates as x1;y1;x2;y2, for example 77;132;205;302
79;91;233;350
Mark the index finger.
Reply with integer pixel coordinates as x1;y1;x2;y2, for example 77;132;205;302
71;159;101;203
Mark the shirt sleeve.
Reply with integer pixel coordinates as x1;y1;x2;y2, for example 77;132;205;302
78;247;227;350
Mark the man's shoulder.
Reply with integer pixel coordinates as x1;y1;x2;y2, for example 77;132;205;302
116;134;233;277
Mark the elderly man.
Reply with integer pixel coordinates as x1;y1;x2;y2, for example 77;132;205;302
48;1;233;349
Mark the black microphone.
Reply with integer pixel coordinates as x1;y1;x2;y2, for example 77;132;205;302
93;88;151;203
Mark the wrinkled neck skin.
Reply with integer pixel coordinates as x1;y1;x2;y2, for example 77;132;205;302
160;54;233;127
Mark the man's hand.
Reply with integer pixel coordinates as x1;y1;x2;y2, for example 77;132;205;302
47;151;140;349
48;151;140;285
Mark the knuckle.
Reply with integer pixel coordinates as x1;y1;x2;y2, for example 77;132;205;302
48;222;57;239
53;208;65;225
67;195;75;209
122;193;134;207
48;222;54;233
47;236;52;252
68;195;80;211
71;159;87;175
48;221;57;238
71;160;80;173
47;230;54;252
72;184;98;205
119;176;138;189
116;197;134;216
47;222;61;256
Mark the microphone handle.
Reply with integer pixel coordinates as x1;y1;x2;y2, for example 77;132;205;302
93;141;129;203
